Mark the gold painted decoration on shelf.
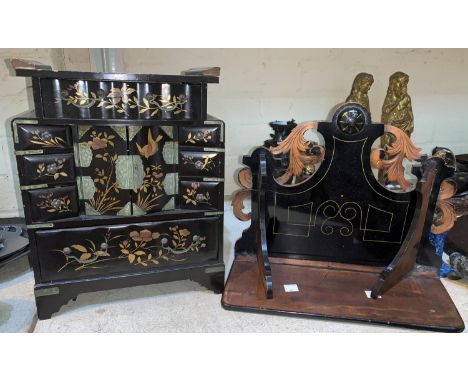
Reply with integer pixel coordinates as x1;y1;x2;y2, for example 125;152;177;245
37;194;72;213
56;82;187;118
183;182;211;206
29;130;66;148
370;124;421;190
345;73;374;112
55;226;206;271
432;179;457;234
269;121;325;184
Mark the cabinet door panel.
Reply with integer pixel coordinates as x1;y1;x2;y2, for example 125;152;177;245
129;126;176;214
35;217;220;282
76;126;131;216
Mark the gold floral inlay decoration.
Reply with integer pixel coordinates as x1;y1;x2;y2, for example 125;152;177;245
86;131;123;213
35;158;68;180
56;82;187;118
37;194;72;213
29;130;66;148
134;164;165;212
183;182;211;206
55;225;206;271
182;154;216;172
185;130;213;144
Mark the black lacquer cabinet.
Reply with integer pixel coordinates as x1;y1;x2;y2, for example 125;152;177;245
10;61;225;319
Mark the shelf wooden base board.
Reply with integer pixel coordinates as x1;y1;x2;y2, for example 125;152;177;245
222;255;465;332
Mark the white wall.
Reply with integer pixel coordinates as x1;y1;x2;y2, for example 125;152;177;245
122;48;468;196
1;48;468;217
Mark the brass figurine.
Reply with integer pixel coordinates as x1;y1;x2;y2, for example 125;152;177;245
345;72;374;112
381;71;414;147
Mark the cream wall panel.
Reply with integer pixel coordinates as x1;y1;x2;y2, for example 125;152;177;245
122;48;468;196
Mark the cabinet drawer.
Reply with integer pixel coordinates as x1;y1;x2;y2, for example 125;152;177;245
14;124;73;152
179;126;223;147
34;217;221;282
26;185;79;222
19;153;75;186
179;150;224;178
180;180;222;211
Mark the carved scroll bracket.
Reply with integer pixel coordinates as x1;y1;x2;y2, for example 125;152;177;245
269;121;325;184
432;179;457;234
232;167;252;221
370;124;422;190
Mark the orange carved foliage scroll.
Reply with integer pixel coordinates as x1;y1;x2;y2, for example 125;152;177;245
232;167;252;222
432;179;457;234
269;121;324;184
370;124;422;190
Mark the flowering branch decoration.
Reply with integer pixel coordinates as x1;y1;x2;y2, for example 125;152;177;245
86;131;123;214
182;182;211;206
182;154;216;172
37;194;72;213
29;130;66;148
185;130;213;144
55;226;206;271
56;82;187;118
35;158;68;180
134;165;165;212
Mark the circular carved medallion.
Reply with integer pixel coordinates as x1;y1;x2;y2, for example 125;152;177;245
337;108;365;135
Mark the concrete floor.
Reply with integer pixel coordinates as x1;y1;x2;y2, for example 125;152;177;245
1;202;467;332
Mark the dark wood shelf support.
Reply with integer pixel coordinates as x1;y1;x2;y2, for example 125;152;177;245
371;159;440;298
256;152;273;298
